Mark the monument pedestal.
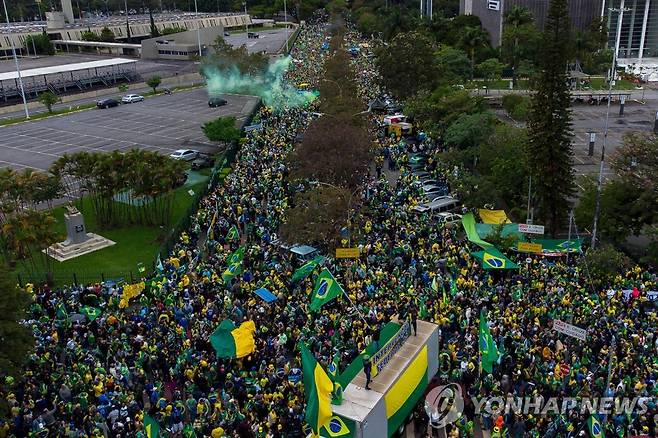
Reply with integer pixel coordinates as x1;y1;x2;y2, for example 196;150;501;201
44;206;115;262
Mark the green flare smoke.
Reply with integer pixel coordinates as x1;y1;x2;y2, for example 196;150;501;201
202;56;318;110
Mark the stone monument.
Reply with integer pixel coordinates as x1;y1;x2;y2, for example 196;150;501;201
44;203;115;262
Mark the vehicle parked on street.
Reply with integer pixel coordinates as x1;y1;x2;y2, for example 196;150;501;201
208;97;228;107
436;212;462;226
96;98;120;109
169;149;199;161
121;94;144;103
191;154;214;170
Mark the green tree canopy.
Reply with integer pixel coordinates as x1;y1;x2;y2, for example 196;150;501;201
37;91;59;113
146;75;162;93
0;267;34;384
376;31;438;99
202;116;241;143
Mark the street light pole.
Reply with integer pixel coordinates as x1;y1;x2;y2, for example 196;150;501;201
193;0;202;57
284;0;288;53
2;0;29;119
591;1;627;250
243;2;248;33
124;0;131;40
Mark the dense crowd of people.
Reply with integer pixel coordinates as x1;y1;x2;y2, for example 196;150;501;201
1;15;656;438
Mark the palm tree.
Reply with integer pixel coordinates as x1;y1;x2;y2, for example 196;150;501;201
459;26;490;79
503;6;535;86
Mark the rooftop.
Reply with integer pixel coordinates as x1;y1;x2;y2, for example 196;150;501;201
0;12;246;34
0;58;136;81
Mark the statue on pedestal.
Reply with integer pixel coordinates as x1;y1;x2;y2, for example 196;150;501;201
63;202;90;246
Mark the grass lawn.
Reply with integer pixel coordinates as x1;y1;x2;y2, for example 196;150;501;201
13;171;212;286
0;103;97;127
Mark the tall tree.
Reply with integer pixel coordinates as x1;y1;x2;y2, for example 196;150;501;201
501;6;539;86
458;26;490;79
0;267;33;383
376;31;438;99
526;0;574;235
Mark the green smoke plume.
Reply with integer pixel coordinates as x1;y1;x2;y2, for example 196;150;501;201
202;56;318;110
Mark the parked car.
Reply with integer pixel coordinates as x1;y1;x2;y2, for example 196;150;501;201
121;94;144;103
208;97;228;107
96;98;120;109
247;32;259;39
412;196;460;214
191;154;214;170
224;31;230;36
436;212;462;225
169;149;199;161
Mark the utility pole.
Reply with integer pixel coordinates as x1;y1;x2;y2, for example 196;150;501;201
592;0;628;249
2;0;30;119
526;175;533;224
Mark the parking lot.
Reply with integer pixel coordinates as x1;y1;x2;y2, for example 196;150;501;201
0;88;259;170
224;28;292;54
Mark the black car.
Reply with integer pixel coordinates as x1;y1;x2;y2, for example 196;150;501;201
208;97;227;107
96;98;120;109
191;154;214;170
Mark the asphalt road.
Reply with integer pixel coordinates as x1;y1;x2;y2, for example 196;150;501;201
0;88;259;171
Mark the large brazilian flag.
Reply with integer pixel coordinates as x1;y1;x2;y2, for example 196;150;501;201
472;247;519;270
209;320;257;358
309;268;344;312
301;343;334;436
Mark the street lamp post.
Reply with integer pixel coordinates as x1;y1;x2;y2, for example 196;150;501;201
591;1;629;249
124;0;131;39
193;0;202;57
243;2;248;33
2;0;30;119
284;0;288;53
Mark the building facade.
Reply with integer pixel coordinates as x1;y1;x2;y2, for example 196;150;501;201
604;0;658;59
460;0;601;46
0;13;250;57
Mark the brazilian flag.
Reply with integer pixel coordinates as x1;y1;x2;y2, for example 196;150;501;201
226;246;245;265
182;424;197;438
472;248;519;270
222;262;242;283
291;256;325;284
586;414;604;438
226;225;240;241
309;268;344;312
328;352;340;380
479;308;499;374
55;303;68;320
80;306;102;322
209;320;256;359
301;344;333;436
323;416;350;437
144;414;160;438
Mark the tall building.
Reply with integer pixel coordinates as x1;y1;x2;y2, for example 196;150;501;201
460;0;601;46
604;0;658;59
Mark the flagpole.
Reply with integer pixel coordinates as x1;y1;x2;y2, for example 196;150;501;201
341;289;371;330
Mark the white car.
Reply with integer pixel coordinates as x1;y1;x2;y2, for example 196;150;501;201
169;149;199;161
122;94;144;103
437;212;462;225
